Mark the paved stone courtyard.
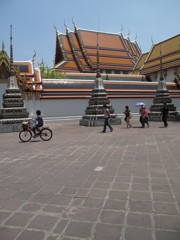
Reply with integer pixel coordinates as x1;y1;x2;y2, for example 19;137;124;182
0;118;180;240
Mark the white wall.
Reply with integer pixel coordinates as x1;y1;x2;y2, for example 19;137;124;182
1;81;180;118
149;67;180;82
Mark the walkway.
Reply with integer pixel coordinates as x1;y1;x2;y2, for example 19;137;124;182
0;118;180;240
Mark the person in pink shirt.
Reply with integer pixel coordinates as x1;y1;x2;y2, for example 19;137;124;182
142;106;149;128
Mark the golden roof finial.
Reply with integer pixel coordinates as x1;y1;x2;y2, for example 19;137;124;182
127;29;130;37
64;19;67;29
2;39;4;51
64;19;69;33
72;17;76;28
54;21;57;32
151;36;154;45
120;25;123;33
32;50;36;62
135;33;137;41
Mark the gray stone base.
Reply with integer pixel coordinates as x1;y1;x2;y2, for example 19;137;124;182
0;118;31;133
0;123;23;133
148;112;180;121
79;117;121;127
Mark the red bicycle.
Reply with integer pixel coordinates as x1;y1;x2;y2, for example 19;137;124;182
19;121;53;142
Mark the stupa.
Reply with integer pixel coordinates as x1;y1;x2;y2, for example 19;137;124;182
148;44;179;121
0;25;30;132
79;32;121;126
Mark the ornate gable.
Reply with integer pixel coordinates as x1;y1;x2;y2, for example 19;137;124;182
140;34;180;75
0;41;10;80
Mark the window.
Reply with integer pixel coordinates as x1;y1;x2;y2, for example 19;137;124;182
15;65;29;72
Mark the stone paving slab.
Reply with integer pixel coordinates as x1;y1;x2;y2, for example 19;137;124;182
0;118;180;240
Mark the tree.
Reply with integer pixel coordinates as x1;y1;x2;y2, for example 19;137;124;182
39;60;65;79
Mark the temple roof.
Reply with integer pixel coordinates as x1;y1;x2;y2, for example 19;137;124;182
131;41;141;59
139;34;180;75
55;32;80;72
0;41;10;78
0;43;42;91
124;37;137;63
54;25;142;73
14;60;42;91
132;52;149;75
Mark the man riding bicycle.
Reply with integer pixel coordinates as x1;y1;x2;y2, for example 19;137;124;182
32;110;44;137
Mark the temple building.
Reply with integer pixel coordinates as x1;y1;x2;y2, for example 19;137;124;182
1;28;180;105
133;34;180;82
0;42;43;92
54;22;141;74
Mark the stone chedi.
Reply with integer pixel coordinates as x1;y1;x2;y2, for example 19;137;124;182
0;25;30;132
148;44;179;121
79;33;121;126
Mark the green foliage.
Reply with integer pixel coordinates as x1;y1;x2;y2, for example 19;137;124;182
39;60;65;79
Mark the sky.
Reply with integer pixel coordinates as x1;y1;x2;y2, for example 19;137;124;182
0;0;180;68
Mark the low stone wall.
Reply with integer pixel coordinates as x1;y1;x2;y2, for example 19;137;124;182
0;118;31;133
0;123;22;133
148;112;180;121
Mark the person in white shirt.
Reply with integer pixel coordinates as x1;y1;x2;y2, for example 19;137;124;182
102;105;113;133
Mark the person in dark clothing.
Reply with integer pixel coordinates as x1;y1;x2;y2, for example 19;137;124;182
32;110;44;137
139;105;144;127
161;103;169;127
124;105;132;128
102;105;113;133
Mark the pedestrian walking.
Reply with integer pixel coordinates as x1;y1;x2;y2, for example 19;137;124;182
102;105;113;133
142;106;149;128
124;105;132;128
161;103;169;127
139;105;144;127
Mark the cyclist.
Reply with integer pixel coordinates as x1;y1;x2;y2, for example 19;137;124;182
32;110;44;137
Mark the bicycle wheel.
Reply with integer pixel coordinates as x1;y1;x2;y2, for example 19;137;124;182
40;128;53;141
19;130;32;142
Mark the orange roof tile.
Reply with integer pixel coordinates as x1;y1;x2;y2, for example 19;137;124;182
59;61;80;72
79;30;124;49
55;26;141;73
131;41;141;59
67;31;90;72
71;32;80;49
61;35;71;51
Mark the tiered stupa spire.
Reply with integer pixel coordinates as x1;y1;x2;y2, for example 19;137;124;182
79;31;121;126
159;44;164;81
10;25;15;76
0;25;30;132
148;43;179;121
96;32;101;78
8;25;19;89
